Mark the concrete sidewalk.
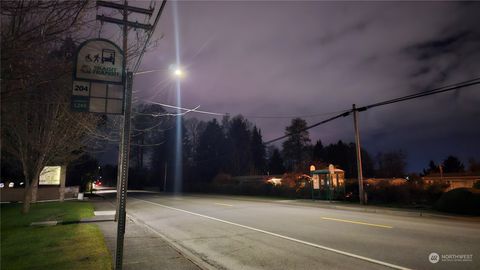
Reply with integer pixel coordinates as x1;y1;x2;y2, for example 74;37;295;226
89;199;202;270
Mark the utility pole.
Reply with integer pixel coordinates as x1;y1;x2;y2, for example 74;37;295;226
96;1;154;269
352;104;365;205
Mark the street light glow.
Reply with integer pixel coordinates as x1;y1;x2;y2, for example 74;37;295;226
169;64;185;79
174;68;183;77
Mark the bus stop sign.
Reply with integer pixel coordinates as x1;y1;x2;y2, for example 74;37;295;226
71;39;124;114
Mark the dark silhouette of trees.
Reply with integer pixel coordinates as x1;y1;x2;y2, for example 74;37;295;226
268;148;285;175
184;117;207;157
251;126;266;175
225;116;252;176
312;140;324;161
131;104;171;170
310;139;374;178
375;150;407;178
468;158;480;173
184;115;268;184
282;118;311;171
442;155;465;173
194;119;228;182
423;160;440;175
66;154;99;192
2;30;99;213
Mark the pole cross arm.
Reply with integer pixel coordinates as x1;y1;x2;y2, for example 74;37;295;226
97;0;154;15
97;15;153;30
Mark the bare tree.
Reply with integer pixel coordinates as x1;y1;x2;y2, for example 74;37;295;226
1;1;100;213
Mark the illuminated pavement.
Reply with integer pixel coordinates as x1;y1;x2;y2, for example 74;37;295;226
117;193;479;270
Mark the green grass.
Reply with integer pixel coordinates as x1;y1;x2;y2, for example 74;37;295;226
1;201;112;270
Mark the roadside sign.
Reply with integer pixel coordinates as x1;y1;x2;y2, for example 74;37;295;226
71;39;124;114
39;166;62;185
75;39;123;83
71;96;89;111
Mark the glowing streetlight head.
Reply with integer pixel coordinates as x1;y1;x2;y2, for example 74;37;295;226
169;64;185;79
174;68;183;77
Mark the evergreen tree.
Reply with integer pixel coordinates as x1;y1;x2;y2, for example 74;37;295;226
251;126;266;175
282;118;311;171
375;150;407;178
268;148;285;175
422;160;439;175
226;115;252;176
442;155;465;173
312;139;324;161
194;119;227;182
468;158;480;173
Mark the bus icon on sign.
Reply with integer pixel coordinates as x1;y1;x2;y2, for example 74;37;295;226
102;49;115;65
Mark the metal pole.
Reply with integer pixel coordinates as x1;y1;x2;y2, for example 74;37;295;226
115;72;132;270
115;2;130;269
353;104;365;205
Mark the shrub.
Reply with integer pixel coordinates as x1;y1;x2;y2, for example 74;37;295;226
434;188;480;215
473;180;480;189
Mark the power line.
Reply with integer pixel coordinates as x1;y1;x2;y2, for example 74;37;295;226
243;109;351;119
359;77;480;110
264;77;480;144
264;111;351;144
132;0;167;73
144;101;227;116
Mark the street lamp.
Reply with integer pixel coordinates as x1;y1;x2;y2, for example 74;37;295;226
173;68;183;77
169;64;185;79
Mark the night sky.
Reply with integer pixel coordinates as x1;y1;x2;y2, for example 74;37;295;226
117;1;480;172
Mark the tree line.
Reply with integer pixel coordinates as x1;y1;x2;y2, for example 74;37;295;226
111;109;480;191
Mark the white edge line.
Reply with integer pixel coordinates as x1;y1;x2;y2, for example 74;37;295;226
133;198;411;270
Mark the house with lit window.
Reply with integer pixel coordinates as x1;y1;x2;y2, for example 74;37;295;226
422;173;479;191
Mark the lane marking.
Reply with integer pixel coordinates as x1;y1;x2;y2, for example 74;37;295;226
133;197;411;270
321;217;393;229
214;203;234;207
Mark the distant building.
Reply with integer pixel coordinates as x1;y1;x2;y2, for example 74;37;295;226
422;173;480;191
364;178;406;186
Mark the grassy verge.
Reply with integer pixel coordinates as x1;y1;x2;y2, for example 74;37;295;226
1;201;112;270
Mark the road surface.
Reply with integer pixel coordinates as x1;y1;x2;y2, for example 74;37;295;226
118;193;479;270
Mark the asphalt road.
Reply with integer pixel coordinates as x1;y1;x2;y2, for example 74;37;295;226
121;193;480;270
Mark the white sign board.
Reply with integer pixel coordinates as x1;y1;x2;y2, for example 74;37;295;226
72;39;124;114
39;166;62;185
75;39;123;83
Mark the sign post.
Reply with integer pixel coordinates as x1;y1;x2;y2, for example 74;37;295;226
71;38;128;269
115;71;133;269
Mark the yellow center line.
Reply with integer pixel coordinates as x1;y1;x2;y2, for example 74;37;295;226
321;217;393;229
214;203;234;207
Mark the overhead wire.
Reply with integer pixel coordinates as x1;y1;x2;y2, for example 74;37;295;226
132;0;168;73
264;77;480;144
